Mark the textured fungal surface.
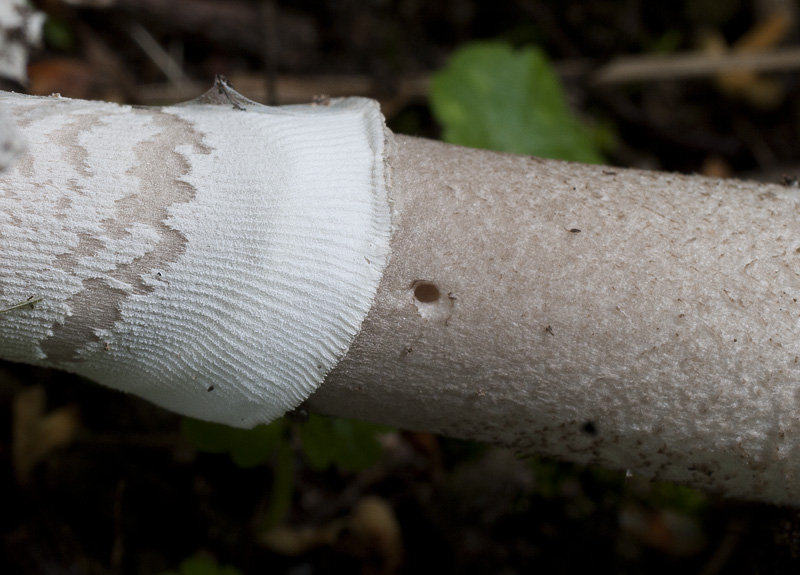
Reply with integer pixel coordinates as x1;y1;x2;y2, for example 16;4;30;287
0;90;390;426
314;135;800;505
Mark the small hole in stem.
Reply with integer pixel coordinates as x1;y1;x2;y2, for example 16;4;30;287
413;281;440;303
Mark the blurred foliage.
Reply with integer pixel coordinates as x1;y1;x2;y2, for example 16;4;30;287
646;29;684;53
299;414;389;472
684;0;742;28
181;414;387;472
42;17;75;52
180;417;285;469
526;456;707;516
160;554;243;575
181;414;388;528
641;480;709;516
263;439;294;530
429;41;605;163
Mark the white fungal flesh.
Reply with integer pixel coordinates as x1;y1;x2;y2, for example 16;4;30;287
0;90;391;427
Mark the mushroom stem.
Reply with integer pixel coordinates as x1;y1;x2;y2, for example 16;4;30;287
3;90;800;503
312;134;800;505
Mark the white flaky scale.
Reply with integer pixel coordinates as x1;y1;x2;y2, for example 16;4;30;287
0;79;391;427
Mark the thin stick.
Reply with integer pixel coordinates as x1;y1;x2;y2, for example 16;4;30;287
0;296;42;314
126;22;189;86
592;47;800;85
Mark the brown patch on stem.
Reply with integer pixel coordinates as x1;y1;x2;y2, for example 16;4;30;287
41;110;210;362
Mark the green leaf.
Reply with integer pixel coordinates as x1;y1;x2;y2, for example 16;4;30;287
179;556;218;575
181;418;239;454
645;481;708;515
298;414;388;472
229;421;284;469
181;417;286;469
43;17;76;52
166;555;243;575
430;41;604;163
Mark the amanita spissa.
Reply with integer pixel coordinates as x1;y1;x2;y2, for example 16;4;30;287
3;81;800;505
